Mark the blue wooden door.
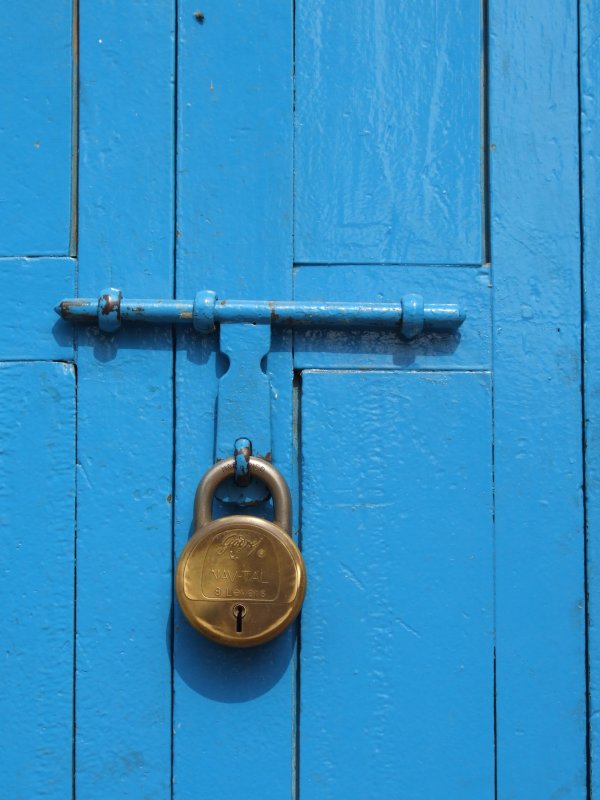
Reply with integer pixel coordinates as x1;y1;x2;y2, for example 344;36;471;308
0;1;588;798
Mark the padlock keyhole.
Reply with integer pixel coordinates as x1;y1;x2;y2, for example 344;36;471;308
233;604;246;633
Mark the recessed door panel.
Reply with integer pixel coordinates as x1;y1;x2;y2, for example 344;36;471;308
294;0;483;265
0;362;75;798
0;1;74;255
299;370;494;797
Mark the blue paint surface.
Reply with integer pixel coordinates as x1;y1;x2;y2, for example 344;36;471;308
295;0;482;264
75;2;175;796
0;362;75;798
214;322;272;503
0;257;74;359
0;1;74;255
173;2;297;797
490;0;586;795
581;0;600;793
1;0;592;796
294;265;490;370
300;370;494;797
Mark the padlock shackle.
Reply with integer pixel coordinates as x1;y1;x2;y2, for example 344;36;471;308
193;457;292;532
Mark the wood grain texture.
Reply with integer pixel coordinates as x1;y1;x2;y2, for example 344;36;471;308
294;0;482;265
490;1;586;795
75;2;175;796
0;361;75;798
299;370;494;798
0;1;74;255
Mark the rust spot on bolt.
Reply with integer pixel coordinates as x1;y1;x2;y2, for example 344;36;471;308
60;305;97;322
100;294;120;316
59;301;96;321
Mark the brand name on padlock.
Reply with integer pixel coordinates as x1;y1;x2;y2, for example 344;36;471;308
216;533;265;560
200;562;279;602
210;568;269;583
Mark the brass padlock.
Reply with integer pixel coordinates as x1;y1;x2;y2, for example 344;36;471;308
175;457;306;647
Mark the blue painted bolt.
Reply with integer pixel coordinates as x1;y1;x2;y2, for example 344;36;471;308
56;289;466;340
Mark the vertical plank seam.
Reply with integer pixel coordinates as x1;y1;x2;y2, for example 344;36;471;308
292;370;303;800
72;364;78;800
171;1;180;797
481;0;491;266
292;0;297;279
71;1;80;793
290;0;302;800
577;0;592;794
69;0;80;258
481;2;497;797
292;6;300;796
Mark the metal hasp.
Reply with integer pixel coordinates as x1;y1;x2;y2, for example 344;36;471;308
56;288;466;503
56;288;465;339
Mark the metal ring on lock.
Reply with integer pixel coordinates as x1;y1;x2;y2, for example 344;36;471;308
193;456;291;532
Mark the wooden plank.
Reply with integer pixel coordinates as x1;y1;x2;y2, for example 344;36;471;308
293;265;491;370
580;0;600;792
0;0;74;255
173;1;296;796
0;257;74;360
0;361;75;798
299;370;494;798
490;1;586;794
75;2;175;796
294;0;482;265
